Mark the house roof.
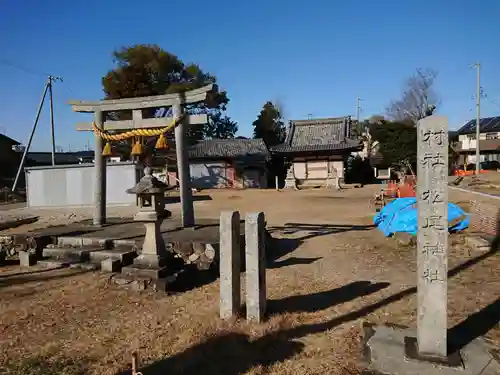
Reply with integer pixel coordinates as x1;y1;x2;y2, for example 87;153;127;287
188;139;270;159
271;116;362;153
0;133;20;146
26;152;78;164
457;116;500;135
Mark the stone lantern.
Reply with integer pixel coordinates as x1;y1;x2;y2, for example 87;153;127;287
123;167;172;275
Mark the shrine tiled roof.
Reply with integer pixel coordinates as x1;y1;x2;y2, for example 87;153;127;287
188;139;270;160
270;117;362;153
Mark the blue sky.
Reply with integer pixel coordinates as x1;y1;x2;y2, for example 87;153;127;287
1;0;499;152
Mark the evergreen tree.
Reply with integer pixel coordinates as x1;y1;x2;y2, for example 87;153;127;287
252;101;286;147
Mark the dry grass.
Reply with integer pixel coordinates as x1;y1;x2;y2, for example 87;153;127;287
0;186;499;375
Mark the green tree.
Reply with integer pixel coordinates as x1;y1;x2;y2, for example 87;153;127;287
370;120;456;175
204;112;238;139
101;44;234;141
252;101;285;147
370;121;417;169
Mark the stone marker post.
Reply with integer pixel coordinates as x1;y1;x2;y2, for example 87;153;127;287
416;115;449;358
245;212;267;323
219;211;241;319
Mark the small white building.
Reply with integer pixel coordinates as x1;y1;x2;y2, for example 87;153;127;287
187;139;270;189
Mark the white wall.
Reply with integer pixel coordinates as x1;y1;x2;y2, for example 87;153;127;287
190;162;227;189
25;162;139;208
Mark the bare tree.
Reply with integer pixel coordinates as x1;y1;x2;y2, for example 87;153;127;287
386;68;439;125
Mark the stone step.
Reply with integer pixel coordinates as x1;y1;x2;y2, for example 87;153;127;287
88;248;137;265
38;257;86;269
121;264;169;279
42;246;94;261
56;236;138;249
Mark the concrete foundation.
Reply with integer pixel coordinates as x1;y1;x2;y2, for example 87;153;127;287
361;323;500;375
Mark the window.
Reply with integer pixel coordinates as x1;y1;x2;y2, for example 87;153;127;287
468;134;476;140
486;133;499;140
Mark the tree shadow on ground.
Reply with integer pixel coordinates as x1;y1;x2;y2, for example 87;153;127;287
266;237;318;269
447;210;500;353
265;223;374;269
267;281;390;314
166;265;218;294
129;244;499;375
121;280;385;375
123;332;304;375
448;297;500;353
268;223;375;242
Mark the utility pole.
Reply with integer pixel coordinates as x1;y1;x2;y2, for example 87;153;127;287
12;75;62;192
356;97;363;124
470;63;481;174
48;75;62;165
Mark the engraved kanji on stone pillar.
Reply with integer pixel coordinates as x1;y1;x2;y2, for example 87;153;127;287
416;116;449;358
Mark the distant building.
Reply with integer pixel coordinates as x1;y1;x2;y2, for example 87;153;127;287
454;116;500;164
188;138;270;189
0;133;22;186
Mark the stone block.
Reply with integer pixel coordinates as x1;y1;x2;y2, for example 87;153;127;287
245;212;267;323
69;262;99;271
361;323;500;375
121;264;167;279
42;246;90;261
394;232;415;247
19;251;36;267
57;237;83;247
89;248;137;265
465;236;490;251
101;258;121;272
219;211;241;320
37;258;78;268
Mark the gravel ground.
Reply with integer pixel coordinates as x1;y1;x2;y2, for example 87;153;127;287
0;186;498;375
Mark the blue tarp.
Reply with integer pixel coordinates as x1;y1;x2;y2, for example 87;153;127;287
374;197;469;237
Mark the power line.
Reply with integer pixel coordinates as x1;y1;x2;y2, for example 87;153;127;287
0;58;56;78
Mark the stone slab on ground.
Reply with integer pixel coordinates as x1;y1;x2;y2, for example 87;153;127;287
465;235;491;251
0;215;38;231
42;246;94;261
5;217;250;250
69;262;99;271
361;323;500;375
110;273;179;292
121;263;168;279
88;248;137;265
37;258;85;269
19;217;223;243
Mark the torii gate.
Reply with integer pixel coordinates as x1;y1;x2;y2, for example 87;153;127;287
68;84;215;228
